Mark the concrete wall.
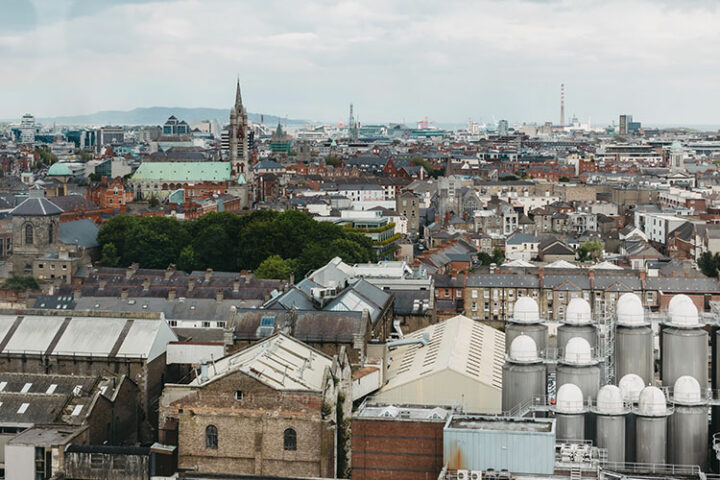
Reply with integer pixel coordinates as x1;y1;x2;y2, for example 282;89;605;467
4;443;35;480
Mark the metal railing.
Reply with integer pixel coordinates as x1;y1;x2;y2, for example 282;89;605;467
599;461;700;477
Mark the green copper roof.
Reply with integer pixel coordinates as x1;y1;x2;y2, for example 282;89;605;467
132;162;234;183
47;162;72;176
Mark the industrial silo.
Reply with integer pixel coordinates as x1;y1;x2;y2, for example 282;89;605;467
502;335;547;412
615;293;653;385
668;375;708;470
592;385;628;463
661;294;708;389
558;298;597;357
506;296;548;357
634;386;672;465
553;383;586;442
618;373;645;463
556;337;601;402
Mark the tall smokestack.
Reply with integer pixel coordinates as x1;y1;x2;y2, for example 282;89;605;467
560;83;565;127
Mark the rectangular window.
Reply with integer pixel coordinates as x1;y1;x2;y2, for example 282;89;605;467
90;453;103;469
235;390;244;401
456;290;462;298
472;290;478;299
202;321;211;328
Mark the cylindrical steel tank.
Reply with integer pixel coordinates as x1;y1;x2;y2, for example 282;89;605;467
615;293;653;385
506;297;548;356
661;327;708;388
557;298;596;354
556;337;601;402
661;294;708;389
554;383;586;442
558;324;598;356
634;386;671;465
502;335;547;412
615;325;653;386
505;322;548;357
668;376;708;470
619;374;645;463
593;385;627;463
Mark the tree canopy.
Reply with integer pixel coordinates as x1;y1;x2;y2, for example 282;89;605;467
97;210;376;278
698;252;720;278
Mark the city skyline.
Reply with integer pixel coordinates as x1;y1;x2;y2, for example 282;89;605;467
1;0;720;125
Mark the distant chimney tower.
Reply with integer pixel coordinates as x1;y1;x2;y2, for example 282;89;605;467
560;83;565;127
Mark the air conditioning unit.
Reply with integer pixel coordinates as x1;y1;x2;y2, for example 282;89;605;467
470;471;482;480
457;470;469;480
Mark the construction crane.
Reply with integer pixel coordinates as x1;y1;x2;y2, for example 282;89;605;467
417;116;436;129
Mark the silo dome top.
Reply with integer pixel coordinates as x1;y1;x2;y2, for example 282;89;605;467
667;294;699;326
563;337;593;364
618;373;645;403
556;383;585;414
616;293;645;326
509;335;539;362
673;375;704;405
637;386;669;416
595;385;625;415
512;296;540;323
564;298;592;325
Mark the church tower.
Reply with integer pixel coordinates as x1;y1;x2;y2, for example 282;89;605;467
229;80;250;181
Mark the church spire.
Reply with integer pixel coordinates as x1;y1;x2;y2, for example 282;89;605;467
235;78;243;109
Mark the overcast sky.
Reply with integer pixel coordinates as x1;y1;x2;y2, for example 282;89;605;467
1;0;719;126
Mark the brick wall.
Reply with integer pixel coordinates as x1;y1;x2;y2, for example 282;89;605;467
352;418;445;480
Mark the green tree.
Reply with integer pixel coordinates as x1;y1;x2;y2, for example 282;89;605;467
193;224;231;271
100;243;120;267
578;240;604;262
148;194;160;208
0;275;39;291
177;245;196;272
698;252;720;278
559;176;571;182
255;255;296;280
325;155;341;167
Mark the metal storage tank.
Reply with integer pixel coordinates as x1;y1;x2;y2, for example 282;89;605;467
506;296;548;357
634;386;671;465
556;337;601;402
592;385;628;463
502;335;547;412
668;376;708;470
553;383;586;442
618;373;645;463
661;294;708;389
615;293;653;385
558;298;597;357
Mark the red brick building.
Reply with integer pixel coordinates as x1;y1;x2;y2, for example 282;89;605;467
352;404;449;480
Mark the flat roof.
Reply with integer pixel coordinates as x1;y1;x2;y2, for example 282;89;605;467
448;415;554;433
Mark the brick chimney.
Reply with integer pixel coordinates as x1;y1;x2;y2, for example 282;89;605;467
98;279;107;291
165;264;176;280
143;277;151;292
538;267;544;289
639;270;647;290
232;278;240;293
204;268;213;282
168;288;176;301
125;263;138;279
588;269;595;289
121;287;128;300
73;287;82;300
216;289;224;302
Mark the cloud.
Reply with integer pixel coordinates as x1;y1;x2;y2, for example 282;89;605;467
0;0;719;125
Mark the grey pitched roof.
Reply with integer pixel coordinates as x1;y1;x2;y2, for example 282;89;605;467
465;273;540;288
9;196;63;216
646;276;720;293
60;219;99;248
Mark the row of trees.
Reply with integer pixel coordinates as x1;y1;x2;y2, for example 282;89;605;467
97;210;376;279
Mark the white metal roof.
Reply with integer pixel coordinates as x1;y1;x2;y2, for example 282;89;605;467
188;333;332;392
383;315;505;392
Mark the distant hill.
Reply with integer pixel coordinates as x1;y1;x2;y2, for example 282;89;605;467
33;107;314;127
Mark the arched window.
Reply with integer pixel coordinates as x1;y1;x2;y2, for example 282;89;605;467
48;224;53;244
205;425;218;449
283;428;296;451
24;224;33;245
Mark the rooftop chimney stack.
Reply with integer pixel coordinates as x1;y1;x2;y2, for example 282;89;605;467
143;277;151;292
165;265;176;280
204;268;213;282
168;288;176;301
121;287;128;300
216;289;224;302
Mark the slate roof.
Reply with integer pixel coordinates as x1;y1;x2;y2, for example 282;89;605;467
9;195;63;216
60;219;99;248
